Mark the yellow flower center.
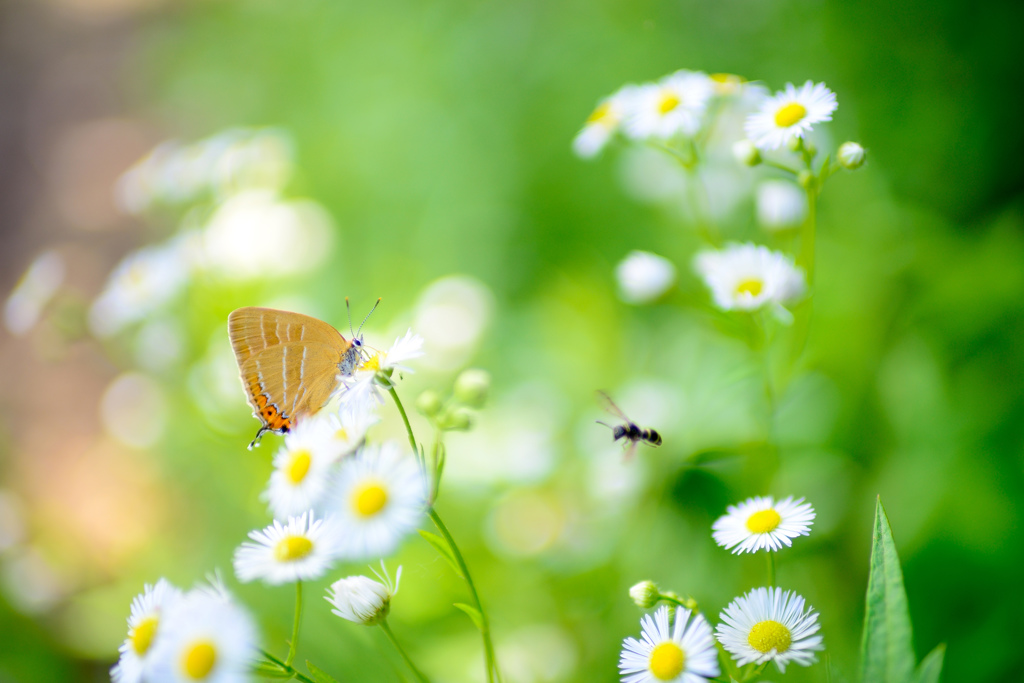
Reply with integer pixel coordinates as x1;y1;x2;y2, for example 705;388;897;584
710;73;742;94
657;92;681;114
774;102;807;128
649;641;686;680
586;102;614;126
353;481;389;517
182;640;217;679
130;615;158;655
286;449;312;484
335;427;349;441
273;535;314;562
362;354;381;372
746;508;782;533
747;620;792;653
735;279;764;297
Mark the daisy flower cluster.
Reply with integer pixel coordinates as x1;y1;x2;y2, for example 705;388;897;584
575;71;864;319
111;577;257;683
234;330;431;588
111;331;437;682
619;495;823;682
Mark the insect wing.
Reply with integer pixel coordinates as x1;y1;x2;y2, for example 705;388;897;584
228;307;351;434
596;390;633;423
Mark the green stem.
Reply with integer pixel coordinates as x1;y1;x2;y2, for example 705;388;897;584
380;619;432;683
428;507;501;683
762;158;800;175
788;183;818;368
286;581;303;667
258;648;318;683
767;552;776;588
387;386;501;683
388;384;418;453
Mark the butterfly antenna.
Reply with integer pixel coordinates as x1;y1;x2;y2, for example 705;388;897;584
356;298;382;337
595;420;613;430
346;297;356;338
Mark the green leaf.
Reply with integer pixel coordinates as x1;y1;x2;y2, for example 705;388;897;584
307;660;341;683
453;602;484;631
251;662;293;679
418;529;463;578
859;497;916;683
916;644;946;683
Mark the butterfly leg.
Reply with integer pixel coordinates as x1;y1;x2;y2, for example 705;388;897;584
248;425;271;451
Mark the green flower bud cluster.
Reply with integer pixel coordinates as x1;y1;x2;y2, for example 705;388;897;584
416;368;491;432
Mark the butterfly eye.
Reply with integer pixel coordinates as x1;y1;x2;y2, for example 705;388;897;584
353;338;363;347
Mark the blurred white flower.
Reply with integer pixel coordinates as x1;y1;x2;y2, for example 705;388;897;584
694;243;805;311
264;416;343;520
4;250;64;336
573;86;639;159
115;128;294;214
716;587;824;672
413;275;495;372
619;605;719;683
100;372;168;449
745;81;837;150
111;579;183;683
616;251;677;304
325;404;379;460
325;563;401;626
200;190;333;280
147;587;257;683
234;511;341;585
731;139;761;167
712;495;815;554
626;71;713;140
90;238;192;337
324;442;427;560
756;180;807;232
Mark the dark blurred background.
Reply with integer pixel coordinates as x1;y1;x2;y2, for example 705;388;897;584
1;0;1023;681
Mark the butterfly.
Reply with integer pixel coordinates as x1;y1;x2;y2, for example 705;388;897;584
227;300;378;449
595;390;662;459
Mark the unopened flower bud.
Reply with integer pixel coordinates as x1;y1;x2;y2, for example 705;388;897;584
416;390;443;417
445;408;473;431
838;142;866;170
731;139;761;167
629;580;660;609
326;574;394;625
787;135;804;153
454;369;490;409
797;170;815;190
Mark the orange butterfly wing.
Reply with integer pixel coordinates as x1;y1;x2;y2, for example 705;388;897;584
228;307;351;442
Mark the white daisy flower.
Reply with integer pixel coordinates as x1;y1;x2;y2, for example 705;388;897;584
625;71;713;140
111;579;183;683
616;251;677;304
716;587;823;672
619;605;720;683
89;237;192;338
745;81;837;150
324;442;428;560
325;404;380;459
340;330;425;408
263;415;342;520
233;511;341;585
326;563;401;626
573;86;639;159
712;496;815;554
147;588;258;683
693;243;805;312
756;180;807;232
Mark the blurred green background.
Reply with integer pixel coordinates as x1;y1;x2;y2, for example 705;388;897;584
1;0;1023;681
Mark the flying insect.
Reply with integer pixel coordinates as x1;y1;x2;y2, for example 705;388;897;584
595;390;662;459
